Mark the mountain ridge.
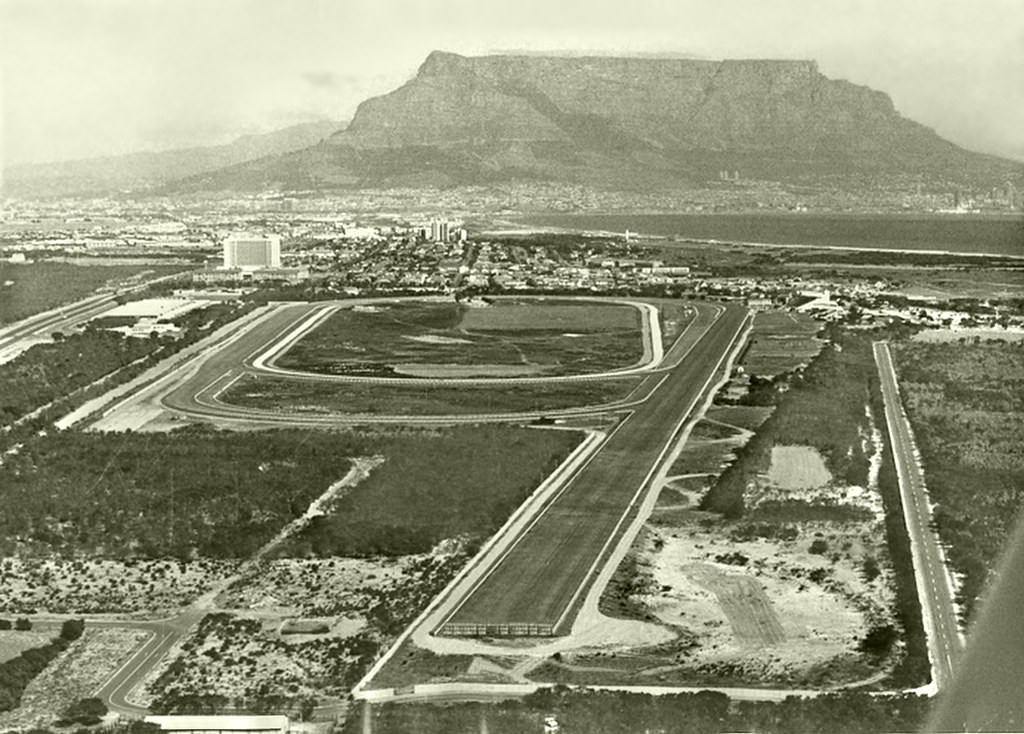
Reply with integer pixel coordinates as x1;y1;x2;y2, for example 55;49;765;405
3;120;343;199
13;51;1018;197
170;51;1020;193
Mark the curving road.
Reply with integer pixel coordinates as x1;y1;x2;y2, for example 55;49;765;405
874;341;963;691
247;298;666;385
93;296;693;428
0;272;187;365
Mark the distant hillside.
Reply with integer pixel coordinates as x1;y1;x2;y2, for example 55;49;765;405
3;120;343;199
168;51;1022;193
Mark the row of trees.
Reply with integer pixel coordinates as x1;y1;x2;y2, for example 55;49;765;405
0;619;84;713
703;327;876;517
345;687;932;734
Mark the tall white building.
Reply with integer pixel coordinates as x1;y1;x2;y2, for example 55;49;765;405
222;233;281;269
429;218;452;243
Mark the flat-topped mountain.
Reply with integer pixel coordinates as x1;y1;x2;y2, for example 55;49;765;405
166;52;1023;192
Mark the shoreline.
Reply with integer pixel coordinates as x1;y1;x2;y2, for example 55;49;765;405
490;220;1024;261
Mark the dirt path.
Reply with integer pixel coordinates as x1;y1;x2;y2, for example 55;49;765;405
95;459;382;713
195;456;383;610
684;563;786;646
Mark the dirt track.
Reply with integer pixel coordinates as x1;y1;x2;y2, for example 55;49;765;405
684;563;786;646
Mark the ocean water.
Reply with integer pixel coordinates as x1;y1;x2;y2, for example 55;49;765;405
521;213;1024;257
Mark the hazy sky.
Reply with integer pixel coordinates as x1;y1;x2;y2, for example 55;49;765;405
2;0;1022;165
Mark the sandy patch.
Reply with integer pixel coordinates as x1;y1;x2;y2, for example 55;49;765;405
912;327;1024;343
402;334;473;345
0;557;237;615
683;563;785;645
646;529;869;671
392;363;546;378
217;556;417;617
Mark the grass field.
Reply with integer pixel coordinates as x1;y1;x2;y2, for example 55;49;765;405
0;631;51;664
221;374;642;415
705;405;774;431
0;262;184;324
766;446;833;490
275;299;644;377
458;302;637;331
669;440;740;476
741;310;824;377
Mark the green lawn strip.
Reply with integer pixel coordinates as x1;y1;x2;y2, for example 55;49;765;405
704;405;773;431
221;374;642;415
670;440;740;475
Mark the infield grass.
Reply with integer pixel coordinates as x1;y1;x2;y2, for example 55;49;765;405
220;374;643;415
274;299;644;377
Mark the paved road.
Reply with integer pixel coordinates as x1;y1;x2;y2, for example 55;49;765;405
874;341;963;691
247;297;665;385
441;304;748;633
29;613;200;717
91;613;204;716
0;271;187;364
153;298;685;427
0;293;117;362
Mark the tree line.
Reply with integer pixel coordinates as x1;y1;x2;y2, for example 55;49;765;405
0;619;84;713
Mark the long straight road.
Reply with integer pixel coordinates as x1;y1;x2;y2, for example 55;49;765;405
874;341;963;691
0;271;188;364
441;304;749;635
0;293;117;363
